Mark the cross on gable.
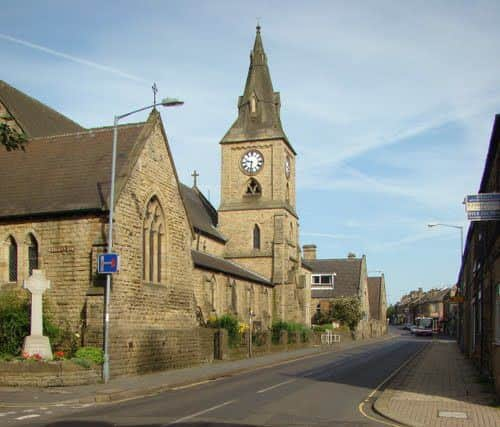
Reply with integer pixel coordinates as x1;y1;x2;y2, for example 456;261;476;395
191;170;199;188
152;82;158;105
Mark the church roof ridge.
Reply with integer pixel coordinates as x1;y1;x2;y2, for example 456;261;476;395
28;122;146;141
0;80;84;137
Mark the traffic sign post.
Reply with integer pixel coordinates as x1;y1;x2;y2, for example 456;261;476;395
98;253;120;274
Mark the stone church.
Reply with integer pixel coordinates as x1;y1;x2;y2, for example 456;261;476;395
0;27;312;375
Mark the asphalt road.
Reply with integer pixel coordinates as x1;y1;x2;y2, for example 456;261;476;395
16;330;426;427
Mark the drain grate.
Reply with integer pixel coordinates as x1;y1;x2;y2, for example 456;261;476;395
438;410;467;419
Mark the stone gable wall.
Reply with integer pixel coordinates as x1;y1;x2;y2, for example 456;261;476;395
193;233;225;257
111;119;196;328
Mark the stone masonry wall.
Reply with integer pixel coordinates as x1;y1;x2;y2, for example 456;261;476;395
192;267;273;329
0;215;105;332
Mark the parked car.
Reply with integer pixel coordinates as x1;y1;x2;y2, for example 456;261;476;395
410;325;418;334
403;323;414;330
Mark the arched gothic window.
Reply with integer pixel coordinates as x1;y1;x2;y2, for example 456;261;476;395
143;197;166;283
7;236;17;282
245;178;261;196
253;224;261;250
290;222;293;241
27;233;38;275
286;182;290;202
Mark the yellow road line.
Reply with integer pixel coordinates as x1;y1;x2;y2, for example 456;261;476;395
358;343;429;426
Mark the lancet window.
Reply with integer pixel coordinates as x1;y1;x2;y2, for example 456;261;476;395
7;236;17;282
253;224;261;250
27;233;38;275
143;197;166;283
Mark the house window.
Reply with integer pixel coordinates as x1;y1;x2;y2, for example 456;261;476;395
253;224;261;250
245;178;261;196
27;233;38;275
143;197;166;283
311;274;334;289
8;236;17;282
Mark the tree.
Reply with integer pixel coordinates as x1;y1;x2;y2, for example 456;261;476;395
386;304;396;320
330;296;363;331
1;122;27;151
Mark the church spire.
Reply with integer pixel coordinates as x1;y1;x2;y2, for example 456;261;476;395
221;26;294;153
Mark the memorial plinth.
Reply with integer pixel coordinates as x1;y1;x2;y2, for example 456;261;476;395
22;270;53;360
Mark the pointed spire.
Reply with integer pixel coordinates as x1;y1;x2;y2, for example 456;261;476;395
221;26;295;154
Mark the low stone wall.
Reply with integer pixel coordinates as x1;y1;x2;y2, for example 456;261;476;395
355;319;388;340
0;360;101;387
216;329;326;361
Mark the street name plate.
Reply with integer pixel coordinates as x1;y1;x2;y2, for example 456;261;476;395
465;193;500;221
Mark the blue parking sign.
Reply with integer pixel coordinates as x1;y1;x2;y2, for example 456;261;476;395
98;253;120;274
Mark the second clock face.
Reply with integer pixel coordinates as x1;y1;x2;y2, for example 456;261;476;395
241;150;264;174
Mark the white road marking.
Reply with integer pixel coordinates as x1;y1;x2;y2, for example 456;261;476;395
0;411;17;417
15;414;40;420
256;379;296;394
171;379;213;390
22;409;35;412
163;399;236;426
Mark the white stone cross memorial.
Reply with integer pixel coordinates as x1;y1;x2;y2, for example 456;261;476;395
22;269;53;359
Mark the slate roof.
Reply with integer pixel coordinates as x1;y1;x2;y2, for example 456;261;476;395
191;250;272;286
0;80;83;137
308;258;362;299
0;122;147;218
179;184;227;243
421;288;450;303
368;277;382;319
221;27;295;154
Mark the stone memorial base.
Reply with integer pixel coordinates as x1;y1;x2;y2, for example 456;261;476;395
23;335;53;360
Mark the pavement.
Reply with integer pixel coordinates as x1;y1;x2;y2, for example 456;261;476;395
0;333;394;408
374;336;500;427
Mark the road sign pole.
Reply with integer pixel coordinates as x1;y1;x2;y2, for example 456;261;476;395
103;116;119;384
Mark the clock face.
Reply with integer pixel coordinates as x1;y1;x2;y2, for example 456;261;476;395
285;156;291;178
241;150;264;174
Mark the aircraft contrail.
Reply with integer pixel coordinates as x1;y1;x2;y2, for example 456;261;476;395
0;33;148;83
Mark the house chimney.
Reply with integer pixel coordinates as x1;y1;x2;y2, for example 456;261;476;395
303;244;317;260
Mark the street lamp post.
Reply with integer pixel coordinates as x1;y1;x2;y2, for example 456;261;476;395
427;223;464;260
427;222;464;341
102;97;183;384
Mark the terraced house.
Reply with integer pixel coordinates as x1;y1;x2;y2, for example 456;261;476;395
0;27;312;376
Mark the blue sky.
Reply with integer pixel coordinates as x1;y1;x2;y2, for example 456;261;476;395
2;1;499;304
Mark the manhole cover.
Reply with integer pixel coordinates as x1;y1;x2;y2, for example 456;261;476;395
438;411;467;419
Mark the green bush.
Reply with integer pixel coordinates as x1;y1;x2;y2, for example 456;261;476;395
0;292;30;355
75;347;104;365
272;321;310;344
0;291;64;356
71;357;92;369
330;297;363;331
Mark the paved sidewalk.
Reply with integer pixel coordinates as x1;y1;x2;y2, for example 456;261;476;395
0;334;392;408
374;338;499;427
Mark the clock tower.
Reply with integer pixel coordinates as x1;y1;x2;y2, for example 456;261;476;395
219;26;308;323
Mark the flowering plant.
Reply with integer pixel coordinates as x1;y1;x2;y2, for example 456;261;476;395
238;322;249;334
22;352;43;361
54;351;65;360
